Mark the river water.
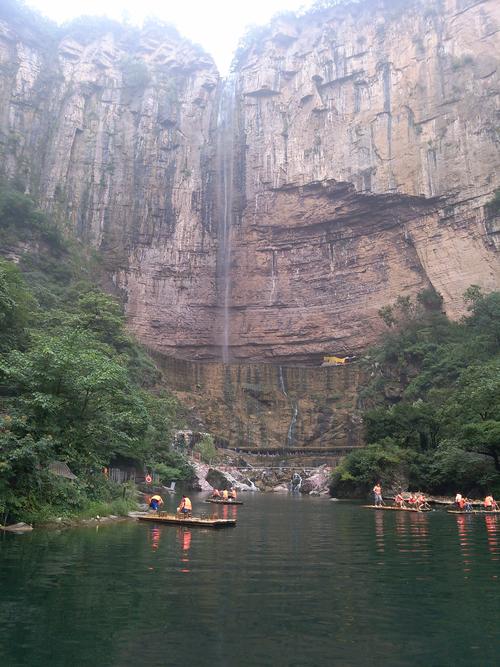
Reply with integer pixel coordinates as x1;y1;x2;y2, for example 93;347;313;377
1;494;498;666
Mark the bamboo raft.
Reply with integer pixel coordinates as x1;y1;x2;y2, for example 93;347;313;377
205;499;244;506
136;513;236;528
447;509;500;515
363;505;432;513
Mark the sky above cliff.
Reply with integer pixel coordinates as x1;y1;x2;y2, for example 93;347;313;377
26;0;314;73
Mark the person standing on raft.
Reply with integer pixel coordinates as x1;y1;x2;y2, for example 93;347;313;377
177;495;192;515
373;483;383;506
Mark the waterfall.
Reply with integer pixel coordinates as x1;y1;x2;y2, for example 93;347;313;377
278;365;287;397
216;77;236;364
290;472;302;493
278;366;299;451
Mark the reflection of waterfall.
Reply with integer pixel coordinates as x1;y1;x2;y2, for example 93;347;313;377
216;77;236;364
290;472;302;493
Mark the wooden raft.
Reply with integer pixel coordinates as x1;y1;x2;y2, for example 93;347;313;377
447;509;500;515
137;512;236;528
205;499;244;506
363;505;432;513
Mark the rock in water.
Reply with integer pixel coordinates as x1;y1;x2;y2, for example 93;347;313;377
1;523;33;533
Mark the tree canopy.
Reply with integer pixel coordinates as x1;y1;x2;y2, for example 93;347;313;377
331;287;500;498
0;185;189;523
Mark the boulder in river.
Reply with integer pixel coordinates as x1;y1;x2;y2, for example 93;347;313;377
1;522;33;533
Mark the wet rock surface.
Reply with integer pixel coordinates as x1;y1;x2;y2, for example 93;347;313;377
157;355;364;452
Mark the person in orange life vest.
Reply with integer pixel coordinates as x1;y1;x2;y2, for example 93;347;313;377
408;494;417;506
373;483;382;506
149;495;163;511
222;489;229;501
416;493;426;509
394;492;405;508
484;494;496;511
211;488;221;498
458;497;466;510
177;495;192;514
229;488;237;500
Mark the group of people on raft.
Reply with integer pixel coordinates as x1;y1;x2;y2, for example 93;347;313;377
211;488;237;501
148;494;193;515
373;483;429;510
373;483;499;512
454;493;498;512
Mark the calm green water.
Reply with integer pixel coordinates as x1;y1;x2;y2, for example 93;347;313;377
1;494;499;667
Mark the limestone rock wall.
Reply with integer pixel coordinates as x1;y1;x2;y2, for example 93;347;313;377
155;354;365;454
0;0;499;365
0;10;220;358
227;0;500;361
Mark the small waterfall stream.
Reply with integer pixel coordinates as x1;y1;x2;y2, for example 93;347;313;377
278;366;299;451
290;472;302;493
278;365;287;397
216;77;236;364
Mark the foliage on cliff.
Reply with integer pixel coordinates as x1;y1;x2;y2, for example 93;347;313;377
0;184;190;524
330;287;500;498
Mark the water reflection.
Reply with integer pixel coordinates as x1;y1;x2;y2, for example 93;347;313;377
456;515;473;575
217;504;238;521
149;526;161;552
177;528;192;574
2;498;500;666
374;511;385;558
409;513;429;559
484;515;499;565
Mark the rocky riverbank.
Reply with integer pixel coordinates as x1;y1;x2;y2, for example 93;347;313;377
190;459;332;495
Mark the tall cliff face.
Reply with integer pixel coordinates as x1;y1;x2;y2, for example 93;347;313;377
0;9;220;358
228;0;500;362
0;0;499;367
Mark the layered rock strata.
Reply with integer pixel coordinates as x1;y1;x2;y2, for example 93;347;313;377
228;0;500;361
0;0;498;366
155;354;365;454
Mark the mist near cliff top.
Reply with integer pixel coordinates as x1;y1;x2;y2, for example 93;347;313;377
25;0;315;73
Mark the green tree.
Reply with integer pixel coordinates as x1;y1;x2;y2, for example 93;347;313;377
194;434;218;464
0;259;34;351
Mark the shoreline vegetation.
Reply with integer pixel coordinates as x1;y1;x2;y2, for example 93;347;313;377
330;287;500;499
0;182;194;527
